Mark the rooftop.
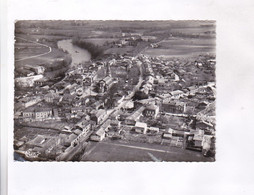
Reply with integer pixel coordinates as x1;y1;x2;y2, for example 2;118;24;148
135;121;147;128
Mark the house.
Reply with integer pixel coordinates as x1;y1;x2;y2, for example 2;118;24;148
44;93;57;103
90;109;107;125
20;96;43;108
23;64;45;75
72;99;82;107
66;133;78;145
76;120;92;132
147;126;159;133
192;130;205;147
22;105;54;121
22;106;35;118
34;77;49;86
73;128;83;136
109;120;120;130
195;120;214;131
76;87;83;96
146;76;154;84
15;75;43;87
93;100;104;110
61;94;75;105
125;106;145;125
123;101;134;110
70;107;84;114
143;104;159;118
141;35;157;42
162;133;172;139
161;101;186;114
90;120;110;141
90;128;106;142
135;122;148;134
170;90;184;99
34;107;53;120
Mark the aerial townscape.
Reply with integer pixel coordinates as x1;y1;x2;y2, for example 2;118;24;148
14;20;216;161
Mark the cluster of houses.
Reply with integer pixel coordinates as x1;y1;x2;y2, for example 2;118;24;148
14;50;216;159
15;64;46;87
113;33;157;48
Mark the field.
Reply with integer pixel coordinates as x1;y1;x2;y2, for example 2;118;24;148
14;126;60;141
142;37;215;58
15;35;68;66
104;46;135;55
82;38;118;46
15;20;216;66
81;140;214;162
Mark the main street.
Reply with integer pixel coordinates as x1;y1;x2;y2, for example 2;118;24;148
56;130;93;161
55;55;145;161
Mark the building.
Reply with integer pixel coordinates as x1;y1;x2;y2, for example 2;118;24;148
34;107;53;120
19;96;43;108
123;101;134;110
162;133;172;139
44;93;58;103
15;75;44;87
22;107;53;121
90;120;110;141
125;106;145;125
143;104;159;118
184;130;205;151
22;107;35;118
161;101;186;114
109;119;120;131
97;76;115;93
170;90;184;99
23;64;45;75
75;120;92;133
90;128;106;142
141;35;157;42
135;122;148;134
90;109;107;125
34;77;49;86
147;126;159;133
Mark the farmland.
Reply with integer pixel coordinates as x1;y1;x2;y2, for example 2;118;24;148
81;140;214;162
15;20;216;68
142;37;215;58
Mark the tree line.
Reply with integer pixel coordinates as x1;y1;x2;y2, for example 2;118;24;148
72;37;104;59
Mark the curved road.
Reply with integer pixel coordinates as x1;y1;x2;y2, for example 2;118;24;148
15;36;52;62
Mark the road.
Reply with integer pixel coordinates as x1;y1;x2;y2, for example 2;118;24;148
74;55;145;160
15;36;52;62
137;38;165;56
56;130;93;161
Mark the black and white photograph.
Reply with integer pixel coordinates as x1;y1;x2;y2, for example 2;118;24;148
14;20;216;162
2;0;254;195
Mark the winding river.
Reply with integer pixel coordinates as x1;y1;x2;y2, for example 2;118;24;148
57;39;91;66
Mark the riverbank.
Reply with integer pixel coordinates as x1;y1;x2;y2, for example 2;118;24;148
71;37;103;59
57;39;91;66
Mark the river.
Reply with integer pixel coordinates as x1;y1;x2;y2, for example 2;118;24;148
57;39;91;66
